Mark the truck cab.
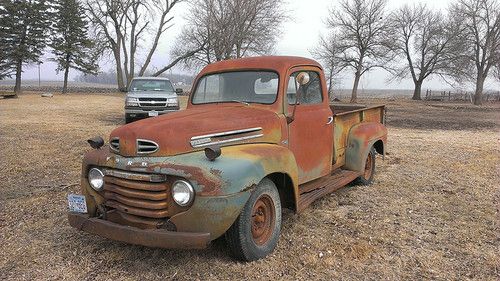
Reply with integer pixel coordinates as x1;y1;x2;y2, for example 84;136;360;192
68;56;387;261
125;77;182;123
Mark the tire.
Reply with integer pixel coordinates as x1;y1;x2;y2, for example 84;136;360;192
225;178;282;261
125;114;133;124
355;147;376;185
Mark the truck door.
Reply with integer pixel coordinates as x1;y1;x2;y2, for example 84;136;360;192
286;67;334;184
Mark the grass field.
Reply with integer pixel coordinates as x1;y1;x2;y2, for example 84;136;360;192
0;93;498;280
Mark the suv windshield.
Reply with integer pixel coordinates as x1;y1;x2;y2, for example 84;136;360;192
192;71;279;104
129;79;174;92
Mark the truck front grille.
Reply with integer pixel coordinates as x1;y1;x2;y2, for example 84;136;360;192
138;97;167;107
103;174;169;219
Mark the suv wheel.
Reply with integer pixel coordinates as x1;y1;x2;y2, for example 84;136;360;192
125;114;133;124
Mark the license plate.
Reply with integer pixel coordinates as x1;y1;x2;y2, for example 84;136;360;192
68;194;88;213
148;111;158;117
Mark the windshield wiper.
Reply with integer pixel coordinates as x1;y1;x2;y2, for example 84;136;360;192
230;100;249;106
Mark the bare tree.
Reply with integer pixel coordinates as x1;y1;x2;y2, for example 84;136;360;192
311;33;343;98
326;0;392;103
173;0;287;68
448;0;500;105
388;4;459;100
85;0;197;91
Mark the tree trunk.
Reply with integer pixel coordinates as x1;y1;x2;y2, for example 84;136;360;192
115;57;126;92
350;71;361;103
14;60;22;94
112;42;126;92
62;65;70;94
412;81;422;100
474;74;485;105
327;65;334;99
62;54;70;94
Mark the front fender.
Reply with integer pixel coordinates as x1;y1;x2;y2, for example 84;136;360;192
168;143;300;239
344;122;387;172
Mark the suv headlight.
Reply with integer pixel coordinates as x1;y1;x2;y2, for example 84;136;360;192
167;98;178;106
88;168;104;191
172;180;194;206
126;97;139;107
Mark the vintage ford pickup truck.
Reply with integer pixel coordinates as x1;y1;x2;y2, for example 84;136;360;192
68;56;387;261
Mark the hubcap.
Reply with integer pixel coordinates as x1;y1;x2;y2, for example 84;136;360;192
251;194;275;246
364;153;373;179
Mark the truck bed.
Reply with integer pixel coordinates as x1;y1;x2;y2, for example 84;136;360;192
329;103;386;168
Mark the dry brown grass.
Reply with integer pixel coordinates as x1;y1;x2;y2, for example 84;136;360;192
0;93;498;280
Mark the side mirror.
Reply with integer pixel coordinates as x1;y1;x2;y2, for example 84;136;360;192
175;88;183;94
296;72;310;85
287;72;310;124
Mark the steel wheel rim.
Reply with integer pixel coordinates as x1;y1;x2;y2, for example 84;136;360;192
251;194;275;246
364;153;373;179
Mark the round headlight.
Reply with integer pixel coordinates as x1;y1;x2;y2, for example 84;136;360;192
88;168;104;191
172;180;194;206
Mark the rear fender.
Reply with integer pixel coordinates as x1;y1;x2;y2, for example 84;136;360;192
344;122;387;172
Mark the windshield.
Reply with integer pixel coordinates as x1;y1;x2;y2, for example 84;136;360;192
191;71;279;104
129;79;174;92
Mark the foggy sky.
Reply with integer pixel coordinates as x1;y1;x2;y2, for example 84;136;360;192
19;0;500;91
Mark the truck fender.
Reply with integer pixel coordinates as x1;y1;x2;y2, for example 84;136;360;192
169;143;300;239
344;122;387;172
215;143;299;207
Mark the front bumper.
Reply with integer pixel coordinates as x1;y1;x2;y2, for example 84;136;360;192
68;212;211;249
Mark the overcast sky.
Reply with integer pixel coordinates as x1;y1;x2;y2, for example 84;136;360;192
21;0;499;90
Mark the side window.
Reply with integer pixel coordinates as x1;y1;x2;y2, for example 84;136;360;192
287;71;323;105
192;74;221;103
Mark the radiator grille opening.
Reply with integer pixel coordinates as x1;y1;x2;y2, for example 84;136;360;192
110;138;119;152
137;139;159;154
103;174;169;221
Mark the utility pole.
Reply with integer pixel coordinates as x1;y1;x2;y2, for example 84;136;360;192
38;62;41;87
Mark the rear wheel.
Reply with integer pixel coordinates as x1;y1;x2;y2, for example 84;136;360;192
355;147;376;185
225;178;282;261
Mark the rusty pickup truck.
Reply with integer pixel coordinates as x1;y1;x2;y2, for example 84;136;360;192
68;56;387;261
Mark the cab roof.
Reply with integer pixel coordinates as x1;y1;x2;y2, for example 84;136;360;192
198;56;323;76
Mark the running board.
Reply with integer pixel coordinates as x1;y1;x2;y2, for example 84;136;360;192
297;169;360;213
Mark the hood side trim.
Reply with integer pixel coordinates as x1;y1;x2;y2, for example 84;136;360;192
190;133;264;148
191;127;262;140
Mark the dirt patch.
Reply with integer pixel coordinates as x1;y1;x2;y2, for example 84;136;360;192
0;94;498;280
384;100;499;131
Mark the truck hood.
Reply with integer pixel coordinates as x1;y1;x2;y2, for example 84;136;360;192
127;91;177;99
109;105;283;157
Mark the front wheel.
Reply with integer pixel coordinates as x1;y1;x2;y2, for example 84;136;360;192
355;147;376;185
225;178;282;261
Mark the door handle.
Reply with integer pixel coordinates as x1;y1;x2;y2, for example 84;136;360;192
326;116;334;125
